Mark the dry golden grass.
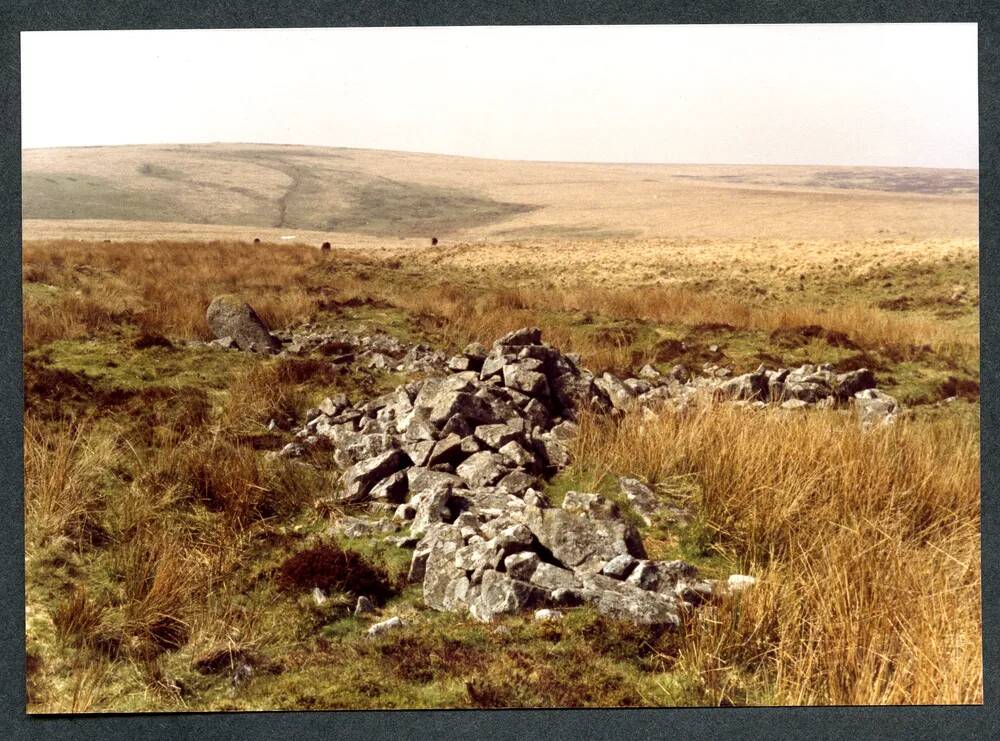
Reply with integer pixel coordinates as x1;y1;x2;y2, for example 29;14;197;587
23;232;980;708
25;392;328;693
24;415;115;553
573;406;981;704
391;282;977;368
22;240;334;348
23;239;979;373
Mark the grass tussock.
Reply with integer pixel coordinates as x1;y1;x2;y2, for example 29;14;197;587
24;416;115;553
222;358;339;432
571;406;981;704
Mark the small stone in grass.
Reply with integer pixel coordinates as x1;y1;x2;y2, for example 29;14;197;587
367;616;404;637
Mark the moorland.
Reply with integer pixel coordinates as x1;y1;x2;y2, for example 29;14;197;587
23;144;980;710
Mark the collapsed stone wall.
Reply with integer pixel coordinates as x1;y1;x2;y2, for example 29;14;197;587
271;326;900;625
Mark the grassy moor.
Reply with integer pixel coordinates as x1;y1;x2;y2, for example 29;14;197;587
22;145;980;711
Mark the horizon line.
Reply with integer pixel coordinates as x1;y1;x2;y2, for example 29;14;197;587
19;141;981;172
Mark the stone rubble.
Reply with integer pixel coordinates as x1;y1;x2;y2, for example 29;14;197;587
202;298;451;373
272;327;900;627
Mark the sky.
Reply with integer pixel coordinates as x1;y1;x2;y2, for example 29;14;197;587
21;24;978;168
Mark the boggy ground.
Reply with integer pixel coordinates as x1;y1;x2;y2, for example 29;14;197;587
23;237;980;710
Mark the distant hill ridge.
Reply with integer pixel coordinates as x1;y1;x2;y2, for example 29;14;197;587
21;144;978;241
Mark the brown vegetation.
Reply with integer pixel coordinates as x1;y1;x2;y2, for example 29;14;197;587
23;239;979;374
572;406;981;704
23;236;980;710
277;544;395;604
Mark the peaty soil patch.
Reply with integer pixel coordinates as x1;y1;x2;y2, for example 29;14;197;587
939;375;979;400
769;324;858;350
277;543;395;604
132;332;174;350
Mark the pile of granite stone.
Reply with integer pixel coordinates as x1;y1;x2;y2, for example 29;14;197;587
277;327;900;625
284;328;743;626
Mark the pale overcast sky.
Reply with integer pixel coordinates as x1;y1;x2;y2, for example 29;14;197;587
21;24;978;168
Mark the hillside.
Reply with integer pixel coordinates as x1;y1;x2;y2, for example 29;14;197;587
22;144;978;242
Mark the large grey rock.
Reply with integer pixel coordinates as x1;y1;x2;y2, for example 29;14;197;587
440;414;473;438
369;470;409;503
318;394;350;417
529;562;583;592
473;388;521;424
524;505;645;573
427;434;467;467
504;551;541;581
410;484;454;538
855;388;899;429
496;470;537;496
429;392;496;427
420;524;466;606
717;366;769;401
456;451;509;488
498;440;536;469
601;554;638;579
781;365;834;403
459;488;525;520
454;538;506;576
834;368;876;400
624;378;652;396
578;573;681;627
625;559;699;593
400;440;435;468
618;477;659;526
413;375;473;408
344;433;398;464
502;363;550;398
467;569;547;622
535;433;571;469
453;523;533;581
408;522;459;582
474;423;523;451
595;373;635;410
781;381;830;403
340;448;410;502
494;327;543;348
480;351;510;380
551;373;605;415
398;413;438;441
406;467;466;496
522;398;551;429
206;295;281;353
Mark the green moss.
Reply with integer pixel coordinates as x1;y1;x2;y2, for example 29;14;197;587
542;467;616;508
880;361;978;406
30;336;256;394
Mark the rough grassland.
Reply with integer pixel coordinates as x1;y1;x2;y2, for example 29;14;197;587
21;147;980;710
23;231;980;711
